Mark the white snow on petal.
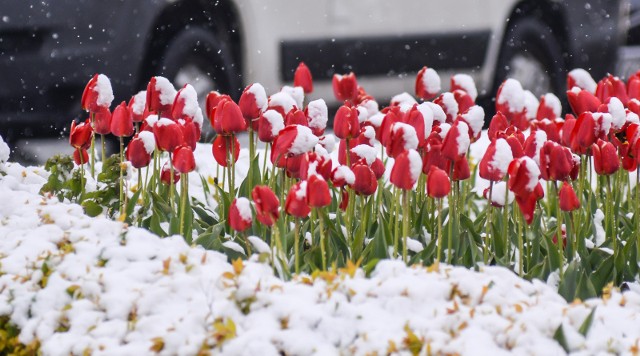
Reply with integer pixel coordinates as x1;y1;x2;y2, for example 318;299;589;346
462;105;484;137
280;86;304;109
314;144;329;158
145;114;159;127
156;118;176;127
439;123;451;139
248;83;268;111
497;79;525;113
296;181;308;199
178;84;200;118
569;68;597;93
269;92;297;114
487;181;515;206
154;76;177;106
452;74;477;100
263;110;285;137
319;134;336;153
627;111;640;125
94;74;114;108
441;92;459;118
351;145;377;165
407;149;422;187
392;122;419;151
289;125;319;155
138;131;156;155
307;99;328;131
543;93;562;118
422;67;441;94
425;102;446;124
522;157;541;192
608;97;626;131
193;108;204;128
530;130;547;166
334;165;355;185
490;139;513;177
455;121;470;156
235;197;252;222
391;92;417;109
367;112;385;128
523;90;539;120
357;106;369;123
359;99;379;118
593;112;612;137
0;134;9;163
131;91;147;115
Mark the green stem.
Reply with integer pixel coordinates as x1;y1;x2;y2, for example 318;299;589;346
119;137;125;216
502;174;510;265
243;231;252;258
402;189;409;264
294;219;300;275
517;210;524;277
179;173;189;240
249;128;255;190
436;198;444;266
90;112;96;178
262;143;270;181
393;188;401;259
230;135;236;199
318;207;327;271
554;182;564;279
169;152;175;210
484;181;494;265
101;134;106;164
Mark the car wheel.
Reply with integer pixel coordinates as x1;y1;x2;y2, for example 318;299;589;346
493;17;566;99
158;27;240;141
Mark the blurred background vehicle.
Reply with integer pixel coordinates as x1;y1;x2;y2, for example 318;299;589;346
0;0;634;162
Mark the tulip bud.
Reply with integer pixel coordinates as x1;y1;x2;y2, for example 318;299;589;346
390;149;422;190
73;149;89;166
229;197;253;232
306;174;331;208
239;83;268;125
126;132;154;168
592;139;620;175
332;72;358;103
479;138;513;182
146;76;176;114
252;185;280;226
212;135;240;167
333;105;360;140
129;90;148;123
415;66;441;100
351;164;378;196
160;162;180;185
427;166;451;199
258;110;285;143
111;101;134;138
93;106;112;135
294;62;314;94
172;145;195;174
171;84;200;121
153;118;184;152
69;119;93;150
81;74;114;112
559;181;580;212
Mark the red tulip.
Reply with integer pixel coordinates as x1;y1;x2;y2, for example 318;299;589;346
559;181;580;212
496;79;528;130
93;106;112;135
378;110;400;145
507;157;541;197
306;99;328;136
479;138;513;181
212;135;240;167
333;104;360;140
179;118;200;151
390;149;422;190
271;125;318;163
172;145;195;174
81;74;113;112
306;174;331;207
69;119;93;150
427;166;451;198
596;75;628;105
422;136;448;173
294;62;314;94
267;92;297;117
515;183;544;224
252;185;280;226
73;149;89;165
239;83;267;126
371;158;385;180
536;93;562;121
153;118;184;152
126;132;154;168
592;139;620;175
300;152;332;181
571;112;597;151
628;76;640;101
258;110;285;143
160;162;180;185
458;105;484;142
434;92;459;123
146;76;176;114
285;107;308;126
441;120;470;162
285;181;311;218
539;141;575;181
566;87;600;115
450;74;477;101
129;90;148;123
531;118;562;143
451;155;471;181
171;84;199;121
567;68;596;93
229;197;253;232
385;122;419;158
453;89;474;115
332;73;358;102
285;154;304;178
214;99;247;134
111;101;134;137
205;91;231;123
488;112;509;141
331;165;355;188
415;66;441;100
351;163;378;196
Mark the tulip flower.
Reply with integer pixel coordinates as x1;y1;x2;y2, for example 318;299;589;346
539;141;575;182
73;149;89;166
450;74;477;101
154;118;184;152
453;89;475;115
390;149;422;190
205;91;231;123
300;152;332;181
306;175;331;208
496;79;527;130
271;125;318;164
258;110;285;143
536;93;562;121
252;185;280;226
294;62;313;94
331;165;355;188
306;99;328;136
126;132;154;168
479;138;513;182
179;118;200;151
129;90;148;123
351;163;378;196
229;197;253;232
488;112;509;141
333;104;360;140
515;183;544;225
566;87;600;115
592;139;620;175
171;84;200;122
111;101;134;138
458;105;485;142
285;181;311;218
285;107;308;126
332;72;358;103
508;157;541;197
434;92;459;123
628;75;640;101
596;75;628;105
386;122;419;158
69;119;93;150
239;83;268;128
415;66;441;100
81;74;114;113
441;120;470;162
213;99;247;134
559;181;580;212
427;166;451;199
212;135;240;167
146;76;176;114
567;68;597;93
172;145;195;174
160;162;180;185
93;106;112;135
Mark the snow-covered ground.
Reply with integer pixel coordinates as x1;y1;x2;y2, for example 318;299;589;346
2;136;640;355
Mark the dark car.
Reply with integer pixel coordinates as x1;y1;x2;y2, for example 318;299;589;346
0;0;632;145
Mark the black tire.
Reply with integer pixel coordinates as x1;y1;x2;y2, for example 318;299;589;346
158;27;241;140
493;17;566;99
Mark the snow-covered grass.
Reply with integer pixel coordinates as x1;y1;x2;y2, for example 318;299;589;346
2;147;640;355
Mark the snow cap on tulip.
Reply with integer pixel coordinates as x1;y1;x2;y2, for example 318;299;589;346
451;74;477;101
306;99;328;136
258;110;285;143
536;93;562;121
81;74;114;112
239;83;268;123
390;149;422;190
146;76;176;114
285;181;311;218
441;120;470;162
415;66;441;100
479;138;513;182
229;197;253;232
567;68;597;93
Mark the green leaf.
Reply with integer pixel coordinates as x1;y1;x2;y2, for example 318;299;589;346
552;324;570;353
82;200;103;217
195;221;226;250
578;307;596;337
